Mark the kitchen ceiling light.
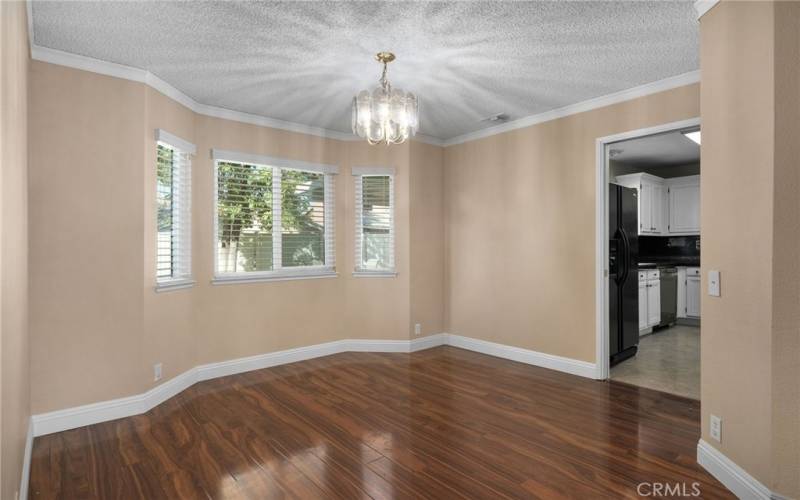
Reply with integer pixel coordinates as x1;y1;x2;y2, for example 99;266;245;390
352;52;419;145
682;130;701;145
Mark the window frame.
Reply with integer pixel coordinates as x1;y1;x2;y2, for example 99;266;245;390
352;166;397;278
211;149;338;285
154;129;196;292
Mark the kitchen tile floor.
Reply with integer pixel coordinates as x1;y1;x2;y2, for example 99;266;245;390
610;325;700;400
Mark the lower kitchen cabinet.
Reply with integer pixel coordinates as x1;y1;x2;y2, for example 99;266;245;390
686;276;701;318
677;267;701;319
638;270;661;333
647;276;661;325
638;279;648;331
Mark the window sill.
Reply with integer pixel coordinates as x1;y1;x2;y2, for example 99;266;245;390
212;270;338;285
352;271;398;278
155;279;196;292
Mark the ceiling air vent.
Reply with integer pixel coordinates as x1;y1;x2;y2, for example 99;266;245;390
482;113;511;123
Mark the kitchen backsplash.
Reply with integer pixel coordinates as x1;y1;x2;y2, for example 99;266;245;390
640;235;700;259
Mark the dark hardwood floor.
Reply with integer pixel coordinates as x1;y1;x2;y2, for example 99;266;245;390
30;346;733;499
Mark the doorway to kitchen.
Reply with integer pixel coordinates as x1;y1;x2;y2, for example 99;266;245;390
595;118;701;400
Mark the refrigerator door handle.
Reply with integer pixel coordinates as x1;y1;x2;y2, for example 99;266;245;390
612;229;623;284
618;228;631;285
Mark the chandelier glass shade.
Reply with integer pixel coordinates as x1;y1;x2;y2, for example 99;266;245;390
352;52;419;145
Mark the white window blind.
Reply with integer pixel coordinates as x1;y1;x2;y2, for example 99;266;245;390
353;167;395;275
155;129;194;290
213;150;337;282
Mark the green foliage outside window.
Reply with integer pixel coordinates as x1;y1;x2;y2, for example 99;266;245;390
216;162;325;273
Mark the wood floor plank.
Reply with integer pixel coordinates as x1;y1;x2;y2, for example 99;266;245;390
29;346;734;499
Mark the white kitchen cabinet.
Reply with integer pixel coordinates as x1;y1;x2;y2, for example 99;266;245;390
651;184;667;234
647;276;661;326
614;173;665;235
667;176;700;234
638;269;661;333
614;174;699;236
677;267;701;318
677;267;687;318
686;276;701;318
638;277;648;331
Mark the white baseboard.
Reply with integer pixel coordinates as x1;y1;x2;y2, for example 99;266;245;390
445;333;598;379
31;332;595;437
19;418;33;500
409;333;449;352
697;439;775;499
32;335;446;436
196;339;347;381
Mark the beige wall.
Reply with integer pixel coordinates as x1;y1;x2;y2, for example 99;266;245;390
701;2;799;496
342;140;413;343
143;87;197;385
771;2;800;494
0;1;30;498
29;62;146;412
444;84;700;362
410;141;444;337
29;60;441;413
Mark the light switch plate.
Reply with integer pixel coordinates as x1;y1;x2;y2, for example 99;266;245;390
708;270;721;297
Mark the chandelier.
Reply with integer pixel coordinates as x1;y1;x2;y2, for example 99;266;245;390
352;52;419;145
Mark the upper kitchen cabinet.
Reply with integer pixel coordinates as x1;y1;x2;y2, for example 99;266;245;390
613;173;699;236
667;175;700;234
614;173;666;235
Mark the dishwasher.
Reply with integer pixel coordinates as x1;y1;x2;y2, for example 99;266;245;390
659;267;678;327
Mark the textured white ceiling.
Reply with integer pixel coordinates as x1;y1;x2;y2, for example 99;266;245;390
611;130;700;167
31;1;699;141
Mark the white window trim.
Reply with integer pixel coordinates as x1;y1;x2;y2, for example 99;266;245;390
352;271;398;278
212;267;338;285
156;129;196;155
155;278;197;292
155;129;195;292
353;166;396;278
212;149;338;174
212;150;338;283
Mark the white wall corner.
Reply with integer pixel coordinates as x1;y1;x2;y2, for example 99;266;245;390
696;439;773;499
19;417;34;500
694;0;721;20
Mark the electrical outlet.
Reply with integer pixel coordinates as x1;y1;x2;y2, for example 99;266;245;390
710;414;721;442
154;362;163;382
414;323;422;336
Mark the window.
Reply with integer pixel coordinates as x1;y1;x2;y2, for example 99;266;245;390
155;129;194;290
353;167;395;275
212;149;337;283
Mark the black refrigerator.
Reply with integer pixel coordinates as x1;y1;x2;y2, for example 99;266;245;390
609;184;639;365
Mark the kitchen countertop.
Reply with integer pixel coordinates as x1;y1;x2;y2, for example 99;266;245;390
638;258;700;269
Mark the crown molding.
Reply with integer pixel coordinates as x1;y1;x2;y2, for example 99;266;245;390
28;35;695;150
442;70;700;147
694;0;720;20
413;134;445;147
29;43;448;147
30;44;369;142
